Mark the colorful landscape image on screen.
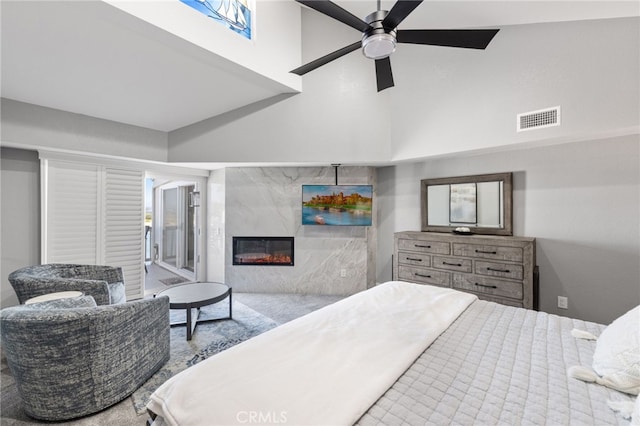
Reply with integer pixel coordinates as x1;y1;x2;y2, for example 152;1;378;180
302;185;373;226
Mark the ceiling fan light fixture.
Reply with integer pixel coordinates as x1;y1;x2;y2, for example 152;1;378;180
362;33;396;59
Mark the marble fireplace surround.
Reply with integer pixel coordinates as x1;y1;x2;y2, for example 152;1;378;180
207;167;377;296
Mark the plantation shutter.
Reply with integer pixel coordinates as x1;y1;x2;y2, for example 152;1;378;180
42;160;145;300
104;168;144;300
43;160;100;264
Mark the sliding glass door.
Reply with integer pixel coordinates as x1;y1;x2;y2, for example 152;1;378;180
158;184;197;278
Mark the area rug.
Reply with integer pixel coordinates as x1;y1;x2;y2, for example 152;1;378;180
159;276;190;286
131;301;279;414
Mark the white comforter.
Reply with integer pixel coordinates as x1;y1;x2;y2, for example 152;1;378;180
147;281;477;426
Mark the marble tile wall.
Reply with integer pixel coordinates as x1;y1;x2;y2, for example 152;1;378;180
208;166;376;295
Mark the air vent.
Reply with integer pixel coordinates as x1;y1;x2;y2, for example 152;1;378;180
517;106;560;132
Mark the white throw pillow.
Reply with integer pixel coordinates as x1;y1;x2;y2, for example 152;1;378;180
593;306;640;395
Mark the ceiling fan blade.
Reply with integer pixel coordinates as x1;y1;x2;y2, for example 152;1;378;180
296;0;370;32
397;29;500;49
382;0;424;30
375;57;394;92
290;41;362;75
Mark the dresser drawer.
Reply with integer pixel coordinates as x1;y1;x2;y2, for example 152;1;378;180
398;239;450;255
398;252;431;267
432;256;472;273
452;274;523;300
475;261;523;280
398;265;451;287
453;243;523;262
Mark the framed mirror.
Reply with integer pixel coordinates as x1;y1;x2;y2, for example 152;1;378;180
421;172;513;236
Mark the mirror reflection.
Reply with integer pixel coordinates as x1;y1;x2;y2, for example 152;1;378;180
427;181;503;228
421;172;512;236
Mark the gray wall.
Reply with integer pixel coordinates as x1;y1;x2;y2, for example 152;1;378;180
167;16;638;166
390;17;639;160
1;98;168;162
376;135;640;324
1;147;40;308
167;8;392;164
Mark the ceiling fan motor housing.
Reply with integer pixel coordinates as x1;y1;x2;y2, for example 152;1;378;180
362;10;397;60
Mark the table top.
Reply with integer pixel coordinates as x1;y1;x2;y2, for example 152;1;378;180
25;291;84;305
156;282;230;309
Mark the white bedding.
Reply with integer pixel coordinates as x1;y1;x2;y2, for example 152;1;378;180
357;300;635;425
147;281;476;426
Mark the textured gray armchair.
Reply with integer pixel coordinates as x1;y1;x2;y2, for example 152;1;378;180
0;295;170;421
8;264;126;305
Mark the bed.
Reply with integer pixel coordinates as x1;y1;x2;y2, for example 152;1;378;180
147;281;639;425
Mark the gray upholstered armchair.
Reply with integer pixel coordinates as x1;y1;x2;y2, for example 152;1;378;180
0;295;170;421
8;264;126;305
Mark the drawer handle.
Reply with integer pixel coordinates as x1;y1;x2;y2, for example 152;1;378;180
476;249;497;254
443;261;462;267
415;244;431;248
475;283;498;289
487;267;510;273
406;257;423;262
415;273;431;278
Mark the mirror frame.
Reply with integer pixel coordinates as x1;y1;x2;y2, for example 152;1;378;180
421;172;513;236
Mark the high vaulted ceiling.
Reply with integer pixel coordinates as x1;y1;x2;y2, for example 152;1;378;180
2;1;638;133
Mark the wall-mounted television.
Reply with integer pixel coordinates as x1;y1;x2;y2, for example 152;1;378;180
302;185;373;226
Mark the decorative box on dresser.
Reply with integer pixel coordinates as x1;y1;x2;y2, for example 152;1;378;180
393;231;537;309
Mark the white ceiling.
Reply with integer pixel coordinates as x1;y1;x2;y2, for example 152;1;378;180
2;1;638;133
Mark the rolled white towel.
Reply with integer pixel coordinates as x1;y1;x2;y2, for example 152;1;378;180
571;328;598;340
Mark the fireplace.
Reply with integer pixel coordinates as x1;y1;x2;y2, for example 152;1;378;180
232;237;294;266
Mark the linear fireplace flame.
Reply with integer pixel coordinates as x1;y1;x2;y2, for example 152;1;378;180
232;237;294;266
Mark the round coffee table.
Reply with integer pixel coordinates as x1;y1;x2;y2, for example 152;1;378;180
156;282;232;341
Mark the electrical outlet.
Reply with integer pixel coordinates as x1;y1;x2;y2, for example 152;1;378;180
340;269;347;278
558;296;568;309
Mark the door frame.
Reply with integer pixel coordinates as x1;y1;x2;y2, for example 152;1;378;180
147;174;206;282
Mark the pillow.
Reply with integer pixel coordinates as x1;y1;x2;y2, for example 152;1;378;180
593;305;640;395
107;281;126;304
19;295;97;310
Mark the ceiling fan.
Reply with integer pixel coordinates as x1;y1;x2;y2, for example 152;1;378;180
290;0;500;92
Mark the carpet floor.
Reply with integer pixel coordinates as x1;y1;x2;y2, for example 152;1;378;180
158;276;190;286
0;292;342;425
131;300;278;414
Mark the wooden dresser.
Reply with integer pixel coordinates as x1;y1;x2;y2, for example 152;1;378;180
393;231;537;309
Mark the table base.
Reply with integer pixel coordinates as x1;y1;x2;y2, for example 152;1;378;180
169;289;233;341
